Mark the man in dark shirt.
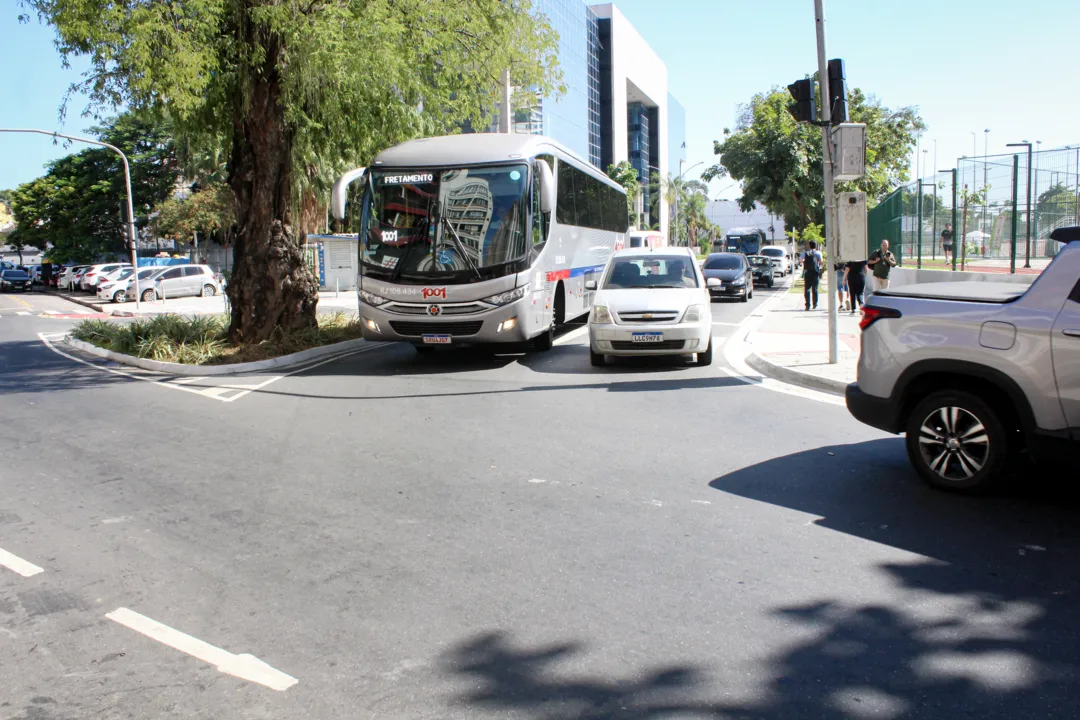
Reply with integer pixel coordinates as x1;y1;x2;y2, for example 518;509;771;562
941;223;954;264
867;240;898;291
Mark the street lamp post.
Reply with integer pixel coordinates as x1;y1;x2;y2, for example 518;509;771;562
0;127;142;310
1006;141;1033;268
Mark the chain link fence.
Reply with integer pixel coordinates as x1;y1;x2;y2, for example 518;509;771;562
867;146;1080;273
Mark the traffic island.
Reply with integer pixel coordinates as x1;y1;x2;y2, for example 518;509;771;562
65;312;368;375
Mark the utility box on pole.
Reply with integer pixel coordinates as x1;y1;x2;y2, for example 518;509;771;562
830;123;866;182
837;191;867;261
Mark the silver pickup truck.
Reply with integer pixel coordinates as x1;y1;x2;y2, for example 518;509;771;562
846;226;1080;492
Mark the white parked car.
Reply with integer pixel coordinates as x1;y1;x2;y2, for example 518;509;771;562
96;267;164;303
585;248;713;367
759;246;790;276
81;263;132;291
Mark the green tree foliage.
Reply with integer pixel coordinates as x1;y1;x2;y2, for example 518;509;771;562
648;173;712;246
606;161;641;228
152;182;237;249
20;0;560;342
704;87;925;231
8;112;179;262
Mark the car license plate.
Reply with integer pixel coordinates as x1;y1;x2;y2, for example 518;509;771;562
422;334;451;345
631;332;663;343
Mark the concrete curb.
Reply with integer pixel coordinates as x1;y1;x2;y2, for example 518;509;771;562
64;336;370;376
53;292;108;314
745;350;848;396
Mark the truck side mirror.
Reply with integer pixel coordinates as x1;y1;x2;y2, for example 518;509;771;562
535;159;555;214
331;167;367;222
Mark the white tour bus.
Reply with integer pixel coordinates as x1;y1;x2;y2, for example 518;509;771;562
331;134;628;350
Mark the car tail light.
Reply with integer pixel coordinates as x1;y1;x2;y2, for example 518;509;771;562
859;305;901;331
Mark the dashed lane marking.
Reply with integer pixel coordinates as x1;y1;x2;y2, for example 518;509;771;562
0;548;44;577
15;311;30;316
105;608;298;691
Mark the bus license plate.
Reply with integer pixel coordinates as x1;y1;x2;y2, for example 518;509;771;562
422;334;451;345
632;332;663;343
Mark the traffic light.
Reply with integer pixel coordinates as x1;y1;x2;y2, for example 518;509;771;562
827;58;848;124
787;78;817;124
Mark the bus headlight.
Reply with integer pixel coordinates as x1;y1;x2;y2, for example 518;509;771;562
681;304;706;323
483;284;529;306
590;305;614;324
359;289;389;306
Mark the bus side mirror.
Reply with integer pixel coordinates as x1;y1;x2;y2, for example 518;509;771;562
331;167;367;221
585;280;597;291
535;159;555;214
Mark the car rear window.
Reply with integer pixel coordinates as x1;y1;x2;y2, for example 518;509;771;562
761;247;784;257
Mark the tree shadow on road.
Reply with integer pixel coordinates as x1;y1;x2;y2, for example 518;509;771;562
0;338;132;396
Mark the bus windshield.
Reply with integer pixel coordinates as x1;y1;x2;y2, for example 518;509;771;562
361;165;529;282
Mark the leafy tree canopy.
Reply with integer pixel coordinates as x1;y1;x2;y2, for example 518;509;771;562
704;86;925;232
606;161;641;228
21;0;562;342
152;181;237;247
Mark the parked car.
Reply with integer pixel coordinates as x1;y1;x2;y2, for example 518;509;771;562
845;225;1080;493
701;252;754;302
746;255;776;288
58;265;84;290
759;246;790;276
140;264;221;302
81;263;132;292
585;247;713;367
0;268;33;292
98;267;166;303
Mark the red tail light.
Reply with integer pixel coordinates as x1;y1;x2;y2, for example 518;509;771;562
859;305;901;331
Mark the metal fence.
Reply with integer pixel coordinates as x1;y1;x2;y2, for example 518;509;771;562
867;146;1080;272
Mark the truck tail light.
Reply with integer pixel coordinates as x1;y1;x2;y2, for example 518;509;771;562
859;305;901;331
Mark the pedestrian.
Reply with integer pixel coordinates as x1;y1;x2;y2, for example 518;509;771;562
867;239;898;292
801;240;823;310
844;259;868;313
835;260;848;311
941;223;954;264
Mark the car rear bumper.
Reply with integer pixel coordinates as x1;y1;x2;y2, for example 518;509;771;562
845;383;901;434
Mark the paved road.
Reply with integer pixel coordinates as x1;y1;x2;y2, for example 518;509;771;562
2;285;1078;719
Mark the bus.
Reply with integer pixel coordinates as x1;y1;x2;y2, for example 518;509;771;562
715;226;766;255
627;230;665;249
330;134;628;351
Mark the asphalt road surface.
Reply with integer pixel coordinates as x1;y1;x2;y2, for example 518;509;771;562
2;287;1078;720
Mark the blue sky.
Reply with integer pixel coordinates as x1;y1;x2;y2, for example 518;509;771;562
3;0;1079;198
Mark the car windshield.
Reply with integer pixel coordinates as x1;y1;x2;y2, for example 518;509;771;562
361;165;529;283
603;255;698;289
703;255;742;270
748;257;772;267
137;268;160;279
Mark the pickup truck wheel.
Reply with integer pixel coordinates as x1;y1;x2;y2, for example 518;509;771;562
905;390;1007;493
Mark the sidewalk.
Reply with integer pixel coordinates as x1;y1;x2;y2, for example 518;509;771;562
55;289;359;317
745;278;860;394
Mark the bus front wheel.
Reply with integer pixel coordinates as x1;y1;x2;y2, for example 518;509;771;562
533;323;554;351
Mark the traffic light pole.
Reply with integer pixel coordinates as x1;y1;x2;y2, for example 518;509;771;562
814;0;838;365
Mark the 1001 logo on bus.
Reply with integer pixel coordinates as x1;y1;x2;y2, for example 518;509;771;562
422;287;447;300
382;229;399;243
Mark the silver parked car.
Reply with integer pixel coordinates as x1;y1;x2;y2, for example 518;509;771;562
846;226;1080;492
140;264;222;302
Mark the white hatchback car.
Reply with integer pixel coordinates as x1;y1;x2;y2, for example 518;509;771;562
586;248;713;367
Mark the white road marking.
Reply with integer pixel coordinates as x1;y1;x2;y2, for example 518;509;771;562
167;376;207;385
102;516;133;524
711;321;741;327
528;478;547;483
16;311;30;316
553;325;589;346
0;548;44;577
105;608;298;691
38;333;388;404
691;500;712;505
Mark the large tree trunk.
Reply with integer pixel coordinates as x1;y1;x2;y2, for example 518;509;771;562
225;32;318;344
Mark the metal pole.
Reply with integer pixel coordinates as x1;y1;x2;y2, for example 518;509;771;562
1033;148;1040;257
499;69;512;134
813;0;838;364
916;182;923;269
951;169;958;272
1024;144;1032;268
960;185;969;272
0;127;142;311
1010;154;1019;274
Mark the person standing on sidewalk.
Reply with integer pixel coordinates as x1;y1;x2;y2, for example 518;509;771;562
801;241;823;310
844;259;867;313
834;260;848;311
867;240;897;291
941;223;954;264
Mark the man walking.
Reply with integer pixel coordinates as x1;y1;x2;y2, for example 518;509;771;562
867;239;897;291
941;223;954;264
802;241;823;310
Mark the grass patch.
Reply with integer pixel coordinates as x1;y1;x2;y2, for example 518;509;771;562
70;312;363;366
